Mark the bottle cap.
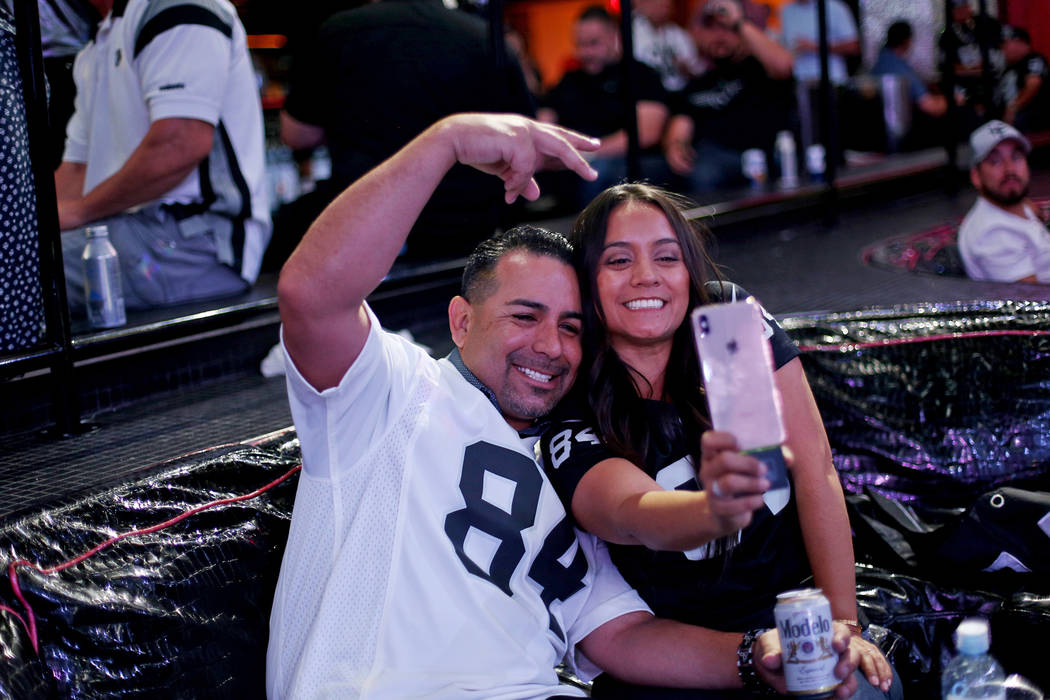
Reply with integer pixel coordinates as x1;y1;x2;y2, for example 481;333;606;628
955;618;990;655
85;225;109;238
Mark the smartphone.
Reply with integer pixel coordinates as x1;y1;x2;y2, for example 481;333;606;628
691;298;789;490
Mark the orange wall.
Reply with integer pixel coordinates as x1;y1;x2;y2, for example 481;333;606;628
1006;0;1050;59
507;1;596;88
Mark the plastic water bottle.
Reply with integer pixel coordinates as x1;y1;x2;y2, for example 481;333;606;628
942;618;1006;700
775;130;798;188
82;225;126;328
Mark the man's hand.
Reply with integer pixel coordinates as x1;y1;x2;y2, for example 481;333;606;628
849;632;894;693
699;431;769;533
666;140;696;175
754;623;860;698
795;37;819;53
439;114;599;203
705;0;743;30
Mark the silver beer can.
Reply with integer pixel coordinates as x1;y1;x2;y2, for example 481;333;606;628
774;588;839;698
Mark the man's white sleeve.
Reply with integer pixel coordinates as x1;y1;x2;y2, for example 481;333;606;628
565;533;651;681
969;226;1039;282
135;22;231;125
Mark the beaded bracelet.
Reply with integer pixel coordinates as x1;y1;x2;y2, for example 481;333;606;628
737;628;778;696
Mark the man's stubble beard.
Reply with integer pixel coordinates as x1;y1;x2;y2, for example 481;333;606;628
981;179;1029;208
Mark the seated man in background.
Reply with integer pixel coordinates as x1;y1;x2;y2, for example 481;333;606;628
268;110;863;699
939;0;1002;114
56;0;270;312
539;5;669;207
872;21;947;120
958;120;1050;283
997;25;1050;132
274;0;536;265
870;20;948;150
664;0;795;192
779;0;859;85
631;0;703;93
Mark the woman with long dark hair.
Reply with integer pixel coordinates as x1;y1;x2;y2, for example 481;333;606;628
541;184;898;699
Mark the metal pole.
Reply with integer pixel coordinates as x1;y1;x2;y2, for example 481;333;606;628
940;0;960;186
815;0;838;219
488;0;506;75
12;0;83;436
974;0;995;117
618;0;641;181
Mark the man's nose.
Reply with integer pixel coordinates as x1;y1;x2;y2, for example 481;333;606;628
532;321;564;358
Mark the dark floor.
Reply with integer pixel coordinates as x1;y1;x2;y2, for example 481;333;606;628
5;162;1050;522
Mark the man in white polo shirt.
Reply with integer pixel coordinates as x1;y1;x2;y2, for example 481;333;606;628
55;0;270;311
958;120;1050;283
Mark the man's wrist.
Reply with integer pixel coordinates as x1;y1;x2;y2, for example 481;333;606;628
737;629;778;696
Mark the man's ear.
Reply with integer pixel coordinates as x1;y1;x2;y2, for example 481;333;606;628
970;166;982;190
448;296;472;348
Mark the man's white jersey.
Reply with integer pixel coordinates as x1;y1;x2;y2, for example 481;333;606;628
266;304;648;699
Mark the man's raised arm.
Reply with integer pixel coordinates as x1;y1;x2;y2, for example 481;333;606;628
277;113;599;391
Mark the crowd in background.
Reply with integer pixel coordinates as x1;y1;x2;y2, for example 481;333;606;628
269;0;1048;228
4;0;1049;324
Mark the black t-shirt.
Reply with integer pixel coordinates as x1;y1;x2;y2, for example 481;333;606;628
543;60;667;140
939;15;1002;72
670;56;795;153
998;51;1050;128
284;0;536;257
540;282;810;631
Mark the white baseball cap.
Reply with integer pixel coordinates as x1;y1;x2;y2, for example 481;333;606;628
970;120;1031;167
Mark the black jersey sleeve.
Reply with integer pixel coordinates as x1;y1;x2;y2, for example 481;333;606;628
703;280;800;369
539;410;616;515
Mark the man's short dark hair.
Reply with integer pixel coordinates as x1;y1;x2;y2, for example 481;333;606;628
578;5;616;27
885;20;912;50
461;225;574;303
1002;25;1031;45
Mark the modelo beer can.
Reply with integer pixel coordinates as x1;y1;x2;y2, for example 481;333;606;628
774;588;839;698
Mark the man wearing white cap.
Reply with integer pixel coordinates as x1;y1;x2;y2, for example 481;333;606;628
957;120;1050;283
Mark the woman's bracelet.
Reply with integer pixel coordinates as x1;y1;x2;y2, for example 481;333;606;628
834;618;864;636
737;628;778;696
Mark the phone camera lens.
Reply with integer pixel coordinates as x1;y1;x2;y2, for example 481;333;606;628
698;315;710;336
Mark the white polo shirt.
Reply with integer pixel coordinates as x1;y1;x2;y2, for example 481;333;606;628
63;0;271;283
958;197;1050;283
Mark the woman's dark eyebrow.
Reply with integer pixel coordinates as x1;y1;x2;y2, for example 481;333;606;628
603;238;680;250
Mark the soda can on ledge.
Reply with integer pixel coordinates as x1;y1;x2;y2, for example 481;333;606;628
741;148;767;188
774;588;839;698
82;225;126;329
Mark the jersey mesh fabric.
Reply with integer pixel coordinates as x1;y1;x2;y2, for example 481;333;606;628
268;326;432;697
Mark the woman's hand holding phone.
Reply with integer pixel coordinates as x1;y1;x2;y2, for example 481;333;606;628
699;430;771;534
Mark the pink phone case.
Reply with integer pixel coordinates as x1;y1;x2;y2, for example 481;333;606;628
691;298;788;488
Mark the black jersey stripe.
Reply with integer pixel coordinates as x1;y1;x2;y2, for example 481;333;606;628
216;121;250;271
133;5;231;58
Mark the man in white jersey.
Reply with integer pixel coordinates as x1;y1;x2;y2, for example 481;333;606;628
55;0;270;311
268;113;861;698
958;120;1050;283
